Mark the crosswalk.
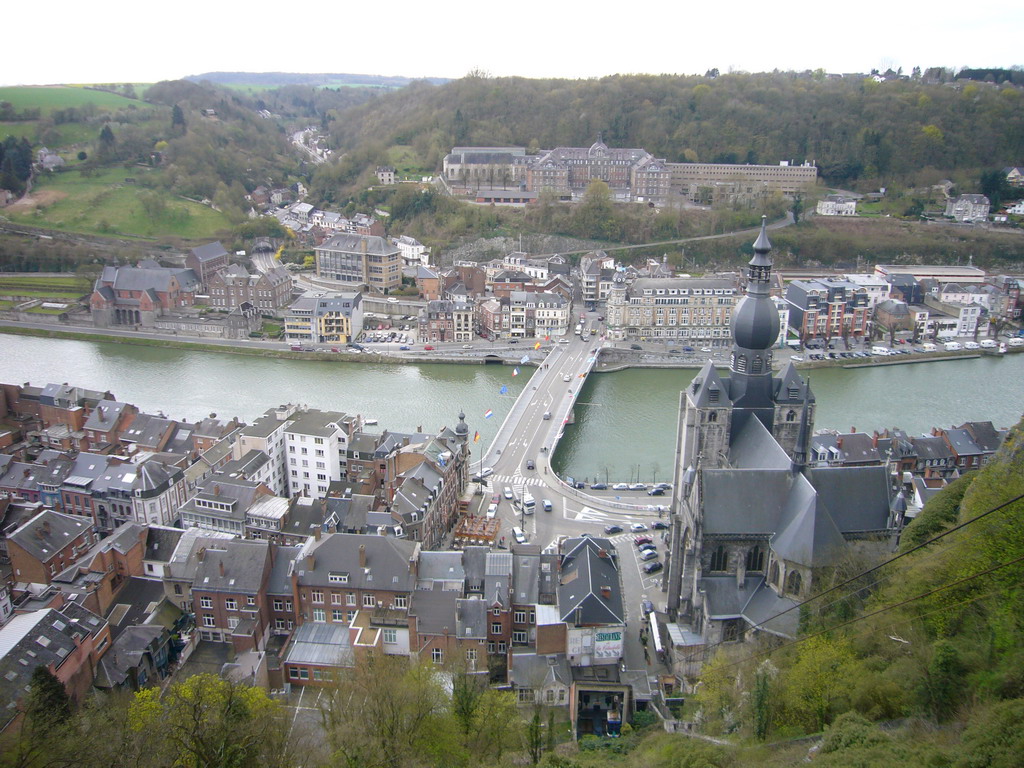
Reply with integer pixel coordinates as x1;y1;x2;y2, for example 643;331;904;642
491;473;545;488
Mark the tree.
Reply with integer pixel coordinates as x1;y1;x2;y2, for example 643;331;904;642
97;124;117;162
979;168;1011;211
781;635;853;732
791;195;804;224
751;660;777;740
525;708;544;765
0;667;75;768
172;104;187;136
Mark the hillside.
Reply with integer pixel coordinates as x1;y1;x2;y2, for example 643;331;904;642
314;72;1024;190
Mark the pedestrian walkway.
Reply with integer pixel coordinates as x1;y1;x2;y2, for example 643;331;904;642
492;473;545;488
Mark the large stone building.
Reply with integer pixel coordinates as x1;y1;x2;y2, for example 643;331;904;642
668;220;897;648
315;234;402;294
207;264;292;314
90;264;200;328
419;300;474;343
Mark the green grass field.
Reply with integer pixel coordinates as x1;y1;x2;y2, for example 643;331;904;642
5;167;231;240
387;145;432;178
0;85;150;115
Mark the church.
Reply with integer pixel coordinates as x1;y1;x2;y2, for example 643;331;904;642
666;219;899;646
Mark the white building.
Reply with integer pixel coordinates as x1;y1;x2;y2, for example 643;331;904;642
394;235;429;268
233;405;298;496
285;410;357;499
945;194;990;223
844;273;893;309
816;195;857;216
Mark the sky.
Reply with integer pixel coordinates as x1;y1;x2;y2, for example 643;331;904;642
5;1;1021;86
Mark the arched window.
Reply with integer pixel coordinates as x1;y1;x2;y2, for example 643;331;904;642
769;561;780;585
752;356;763;373
709;545;727;572
786;410;797;423
708;411;718;423
746;546;764;572
786;569;802;595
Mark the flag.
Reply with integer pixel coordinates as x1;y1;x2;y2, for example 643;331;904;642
513;367;520;377
473;431;480;443
520;354;530;364
545;335;550;341
534;342;541;349
484;409;493;419
500;385;508;395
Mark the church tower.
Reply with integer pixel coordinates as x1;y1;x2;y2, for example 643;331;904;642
728;217;780;430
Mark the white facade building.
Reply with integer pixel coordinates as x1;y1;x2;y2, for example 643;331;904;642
285;410;354;499
844;273;893;309
816;195;857;216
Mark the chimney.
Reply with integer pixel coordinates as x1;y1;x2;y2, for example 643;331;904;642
219;560;225;577
598;548;608;558
836;437;843;449
600;585;611;599
851;426;856;433
213;485;221;496
359;544;366;569
198;547;206;562
313;527;321;541
43;520;51;535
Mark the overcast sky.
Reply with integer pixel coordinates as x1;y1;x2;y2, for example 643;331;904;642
5;1;1020;86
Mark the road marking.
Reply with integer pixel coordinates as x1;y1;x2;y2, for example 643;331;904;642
572;506;610;522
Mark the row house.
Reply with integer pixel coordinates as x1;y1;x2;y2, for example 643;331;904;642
178;475;275;535
49;522;148;618
985;275;1020;320
843;274;892;309
419;300;473;343
415;266;442;300
785;278;870;341
476;297;509;339
207;264;293;314
8;510;97;591
38;383;115;440
159;528;237;611
346;430;431;492
508;291;570;338
933;421;1006;472
82;400;138;451
580;253;616;305
191;539;274;651
944;194;990;223
921;295;982;337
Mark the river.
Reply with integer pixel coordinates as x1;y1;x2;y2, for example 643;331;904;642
3;335;1022;484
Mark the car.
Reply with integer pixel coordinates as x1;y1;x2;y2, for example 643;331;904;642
964;341;980;350
630;344;642;350
591;482;608;490
542;499;553;512
563;374;572;382
683;346;695;352
479;467;493;478
399;345;410;351
508;339;519;344
486;503;498;518
572;481;585;489
424;345;435;351
634;535;653;546
651;521;669;530
543;411;551;420
503;487;514;500
641;599;655;616
604;524;624;534
668;349;680;355
491;493;500;505
640;549;660;561
462;344;471;349
647;487;665;496
387;297;398;303
512;527;527;545
526;459;535;470
700;347;712;353
597;316;605;321
629;483;647;491
791;355;804;362
631;522;648;532
654;482;672;490
612;483;629;491
638;544;657;555
643;561;664;575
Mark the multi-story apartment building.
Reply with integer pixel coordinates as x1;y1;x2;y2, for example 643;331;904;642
284;409;357;499
508;291;569;338
419;300;474;343
315;234;401;294
8;510;97;589
816;195;857;216
191;539;274;650
394;235;429;267
606;276;739;348
207;265;292;314
944;194;990;223
179;475;274;535
785;278;870;341
843;274;892;309
232;404;297;496
284;292;363;345
669;161;817;204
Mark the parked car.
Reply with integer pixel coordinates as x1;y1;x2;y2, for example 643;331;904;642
651;521;669;530
640;549;660;561
683;346;695;352
638;542;657;553
647;487;665;496
503;487;514;500
643;561;664;574
591;482;608;490
612;483;629;491
480;467;494;478
634;536;653;546
630;344;642;350
631;522;648;532
629;483;646;491
424;345;435;351
604;524;623;534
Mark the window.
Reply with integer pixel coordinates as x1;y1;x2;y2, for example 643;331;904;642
466;649;477;664
488;642;496;654
289;667;299;679
346;593;356;606
514;610;527;624
311;590;324;604
199;596;212;609
273;599;284;611
312;609;326;622
331;592;342;605
227;617;239;630
347;610;355;622
363;594;376;608
174;584;182;595
709;546;728;572
518;688;534;704
431;648;444;664
492;608;500;616
491;623;502;635
332;609;344;622
746;546;765;573
203;615;215;627
786;570;802;595
383;629;397;644
394;595;407;609
275;619;286;630
512;630;528;644
247;595;256;606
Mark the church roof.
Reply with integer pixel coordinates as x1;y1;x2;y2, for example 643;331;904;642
770;474;847;567
701;470;794;535
772;363;814;405
688;362;732;408
803;467;892;532
728;414;792;470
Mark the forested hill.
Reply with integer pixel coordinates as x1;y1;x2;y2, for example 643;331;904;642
321;72;1024;187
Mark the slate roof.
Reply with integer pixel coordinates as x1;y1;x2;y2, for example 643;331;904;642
687;362;732;409
103;576;168;640
912;435;953;462
456;598;488;640
509;650;572;690
193;539;270;594
94;624;167;688
740;580;800;638
8;510;90;562
267;546;300;596
513;552;542;605
83;401;131;432
417;551;465;589
803;467;892;532
941;428;983;457
144;526;184;563
729;415;792;470
770;474;847;567
284;622;353;667
317;233;398;256
410;589;459;634
296;533;418;591
557;536;623;626
190;241;229;263
959;421;1004;453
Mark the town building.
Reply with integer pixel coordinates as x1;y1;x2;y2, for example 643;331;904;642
419;299;474;343
668;160;817;205
207;264;292;314
284;291;364;345
232;405;295;496
843;273;892;309
944;194;991;223
816;195;857;215
186;242;230;289
394;235;428;267
315;234;401;294
8;510;97;591
284;409;358;499
508;291;570;339
191;539;274;650
785;277;870;342
668;220;897;651
90;264;200;328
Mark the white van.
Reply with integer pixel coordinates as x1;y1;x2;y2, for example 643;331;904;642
511;527;527;545
922;343;937;352
979;339;997;349
1008;337;1024;347
944;341;962;351
871;346;891;356
963;341;980;350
